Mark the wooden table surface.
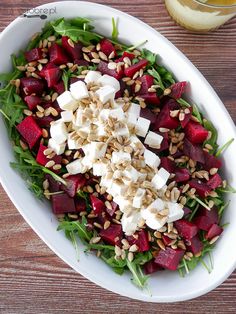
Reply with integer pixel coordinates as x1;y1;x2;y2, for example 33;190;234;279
0;0;236;313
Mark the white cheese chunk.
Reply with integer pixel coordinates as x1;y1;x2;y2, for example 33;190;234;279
109;180;128;197
151;167;170;190
66;158;88;174
121;210;142;235
129;135;145;150
95;85;116;104
70;80;89;100
113;196;131;213
141;198;167;230
144;149;160;169
74;108;88;127
123;166;140;183
144;131;163;148
61;110;74;122
48;138;66;155
81;156;93;170
133;188;146;208
83;142;107;161
57;91;78;111
127;102;141;119
67;133;82;150
166;202;184;223
135;117;150;137
109;108;125;121
92;161;108;177
50;120;68;144
98;74;120;92
111;151;131;164
84;70;102;84
99;109;110;121
126;113;138;127
112;124;130;138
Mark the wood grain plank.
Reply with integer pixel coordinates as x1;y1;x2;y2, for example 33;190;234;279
0;0;236;312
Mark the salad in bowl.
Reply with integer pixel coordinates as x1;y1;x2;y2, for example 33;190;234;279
0;2;235;300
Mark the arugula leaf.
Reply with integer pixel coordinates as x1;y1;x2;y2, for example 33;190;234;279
177;98;191;108
126;259;149;289
216;138;234;157
192;104;203;124
77;190;92;211
142;48;157;65
111;17;119;41
69;17;94;30
62;70;72;91
57;217;92;242
147;68;165;90
203;119;218;152
132;251;153;265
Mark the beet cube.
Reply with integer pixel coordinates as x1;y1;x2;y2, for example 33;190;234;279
186;235;203;255
52;80;66;95
189;179;211;198
61;174;86;197
74;59;90;66
24;95;42;111
174;167;190;182
140;107;157;125
139;93;160;106
183;138;205;164
61;36;82;60
25;48;43;62
160;157;176;173
202;151;222;171
100;38;117;57
45;174;61;192
154;100;180;130
194;207;219;231
162;235;173;246
99;224;122;245
43;66;61;88
36;143;62;168
98;60;123;80
35;116;54;128
185;121;209;144
155;247;185;270
116;51;135;62
180;106;192;128
174;219;198;239
106;201;118;217
20;77;45;96
16;116;42;149
136;75;154;95
124;59;149;78
90;195;106;215
170;81;187;99
207;173;222;190
49;43;69;65
144;259;163;274
126;230;150;252
205;223;223;240
75;198;87;212
51;193;76;214
194;216;213;232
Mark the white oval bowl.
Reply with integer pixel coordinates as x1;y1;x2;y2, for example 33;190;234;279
0;1;235;303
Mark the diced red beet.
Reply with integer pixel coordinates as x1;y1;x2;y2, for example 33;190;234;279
186;235;203;255
61;36;82;60
183;138;205;164
162;235;173;246
100;38;117;57
124;59;149;78
144;259;163;274
194;216;214;232
136;75;154;95
61;174;86;197
155;247;185;271
180;106;193;128
24;95;42;111
20;77;45;96
115;51;135;62
16;116;42;149
99;224;122;245
198;206;219;224
52;80;65;94
45;174;61;192
202;151;222;171
115;79;126;99
51;193;76;214
174;167;190;182
49;43;69;65
205;223;223;240
25;48;43;62
43;66;61;88
174;219;198;239
98;60;123;80
74;59;90;66
126;230;150;252
160;157;176;173
207;173;222;190
172;149;183;159
189;179;211;198
154;100;180;130
183;207;191;216
39;62;58;77
75;198;87;212
139;93;160;106
90;195;106;215
140;108;157;125
170;81;187;99
35;116;54;128
106;201;118;217
36;143;62;168
185;121;208;144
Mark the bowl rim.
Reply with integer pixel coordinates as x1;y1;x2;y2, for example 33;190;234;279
0;0;236;303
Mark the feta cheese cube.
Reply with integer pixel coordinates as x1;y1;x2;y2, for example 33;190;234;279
48;138;66;155
113;196;131;213
133;188;146;208
123;166;140;183
135;117;150;137
99;109;110;121
66;158;87;174
110;180;128;196
121;210;142;235
83;142;107;160
50;120;68;144
111;151;131;164
144;149;160;169
144;131;163;148
127;102;141;119
70;80;89;100
84;70;102;84
126;113;138;127
96;124;108;137
147;198;165;212
61;110;74;122
112;124;129;138
100;173;113;190
95;85;116;104
129;135;144;150
67;133;82;150
166;202;184;223
57;91;78;111
81;156;93;170
109;108;125;121
92;161;108;176
74;108;89;127
146;215;167;230
151;167;170;190
98;74;120;92
141;199;167;230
